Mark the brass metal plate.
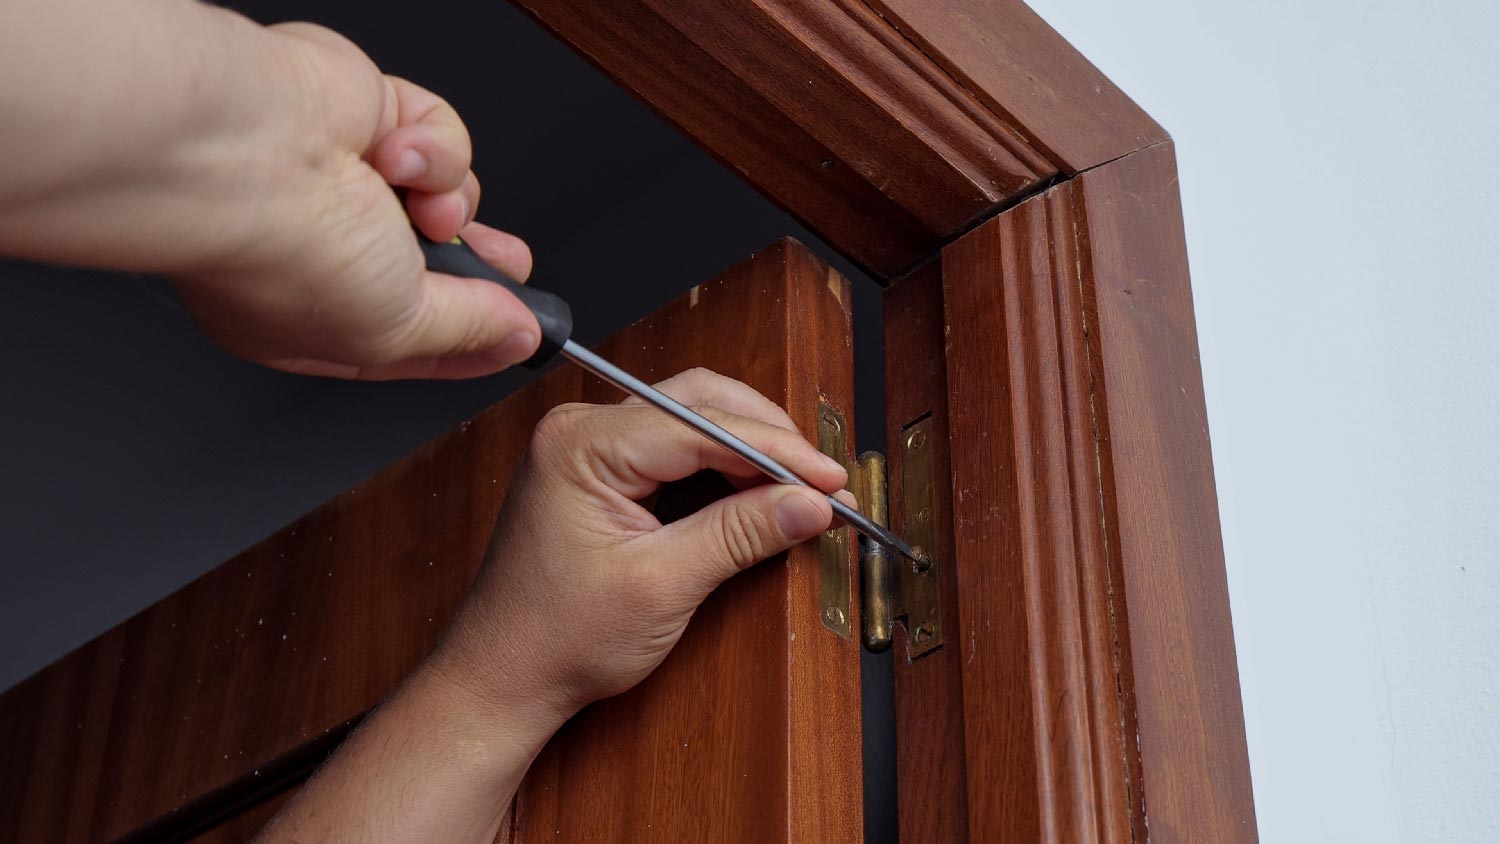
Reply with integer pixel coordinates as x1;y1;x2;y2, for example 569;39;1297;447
816;400;853;639
856;453;894;653
899;416;943;657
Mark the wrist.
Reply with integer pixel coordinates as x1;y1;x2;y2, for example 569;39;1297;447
414;637;580;748
269;640;569;840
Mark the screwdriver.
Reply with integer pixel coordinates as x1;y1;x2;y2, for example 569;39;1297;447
420;234;924;565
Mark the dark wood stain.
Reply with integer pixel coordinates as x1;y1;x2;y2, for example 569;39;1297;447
0;240;862;844
885;143;1255;842
4;4;1250;839
1075;143;1258;841
882;260;973;844
515;240;862;844
863;0;1168;172
509;0;1057;277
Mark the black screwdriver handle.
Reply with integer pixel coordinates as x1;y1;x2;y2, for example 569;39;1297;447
418;235;573;369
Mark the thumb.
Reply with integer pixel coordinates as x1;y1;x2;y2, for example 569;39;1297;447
653;484;833;590
389;270;542;371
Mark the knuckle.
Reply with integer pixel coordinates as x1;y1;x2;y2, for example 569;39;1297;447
681;367;717;388
531;403;591;451
448;310;496;355
397;289;494;358
690;404;728;425
715;502;773;570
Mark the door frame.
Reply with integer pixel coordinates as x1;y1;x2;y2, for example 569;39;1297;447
509;1;1255;840
1;3;1255;841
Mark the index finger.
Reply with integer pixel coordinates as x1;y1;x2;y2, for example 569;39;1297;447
620;368;799;434
543;403;847;503
368;76;473;194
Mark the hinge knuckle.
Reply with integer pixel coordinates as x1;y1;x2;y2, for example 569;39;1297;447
856;453;895;653
818;402;942;657
856;418;944;658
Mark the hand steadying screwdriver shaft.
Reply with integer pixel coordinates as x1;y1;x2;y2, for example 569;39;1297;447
421;234;924;564
560;339;920;562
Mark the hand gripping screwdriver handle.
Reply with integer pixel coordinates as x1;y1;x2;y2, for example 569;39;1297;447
418;234;573;370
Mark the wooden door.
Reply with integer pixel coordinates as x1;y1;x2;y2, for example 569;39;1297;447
883;144;1257;842
0;238;863;844
497;4;1255;841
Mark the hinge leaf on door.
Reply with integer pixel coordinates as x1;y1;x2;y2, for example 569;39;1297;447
816;400;854;639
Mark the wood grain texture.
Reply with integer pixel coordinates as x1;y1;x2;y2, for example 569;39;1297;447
882;260;971;844
939;178;1133;843
1073;142;1257;841
514;239;862;844
864;0;1167;173
886;141;1254;842
509;0;1054;277
0;369;571;844
0;240;861;844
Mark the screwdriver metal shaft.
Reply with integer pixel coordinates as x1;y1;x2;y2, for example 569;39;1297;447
562;340;924;564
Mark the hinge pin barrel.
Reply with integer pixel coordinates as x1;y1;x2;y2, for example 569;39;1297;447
855;452;895;653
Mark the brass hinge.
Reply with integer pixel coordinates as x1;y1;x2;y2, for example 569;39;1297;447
816;401;942;656
854;418;943;657
858;419;936;656
816;400;854;639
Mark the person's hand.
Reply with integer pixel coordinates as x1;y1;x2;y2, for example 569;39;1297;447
2;5;540;379
427;369;853;716
165;22;541;380
259;369;845;843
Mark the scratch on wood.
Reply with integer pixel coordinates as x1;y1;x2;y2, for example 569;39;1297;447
825;268;845;308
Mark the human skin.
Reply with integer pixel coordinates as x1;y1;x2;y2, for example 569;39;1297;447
0;0;541;379
0;6;848;837
254;369;854;842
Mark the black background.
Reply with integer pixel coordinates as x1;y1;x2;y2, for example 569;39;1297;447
0;1;895;839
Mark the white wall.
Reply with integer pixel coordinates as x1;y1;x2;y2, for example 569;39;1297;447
1024;0;1500;840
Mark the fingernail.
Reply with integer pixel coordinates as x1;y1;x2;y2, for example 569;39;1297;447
819;453;845;475
496;331;538;365
775;491;828;541
395;149;427;182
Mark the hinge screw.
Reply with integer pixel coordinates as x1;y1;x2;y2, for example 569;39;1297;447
914;622;936;644
905;429;927;450
911;545;932;573
824;606;846;627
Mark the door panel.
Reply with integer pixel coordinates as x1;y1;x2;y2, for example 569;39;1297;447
885;142;1256;842
516;239;862;843
0;238;861;844
0;367;572;843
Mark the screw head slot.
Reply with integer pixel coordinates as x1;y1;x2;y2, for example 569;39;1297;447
911;546;932;573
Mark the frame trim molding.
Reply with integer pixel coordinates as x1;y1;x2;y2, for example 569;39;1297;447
0;3;1256;842
509;1;1254;839
512;0;1163;277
